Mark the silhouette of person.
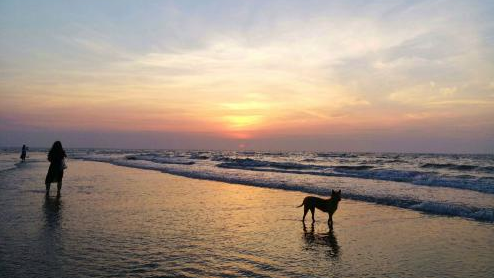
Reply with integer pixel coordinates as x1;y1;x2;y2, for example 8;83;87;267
45;141;67;197
20;144;28;162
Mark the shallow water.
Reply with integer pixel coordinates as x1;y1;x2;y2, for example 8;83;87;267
75;149;494;222
2;149;494;222
1;160;493;277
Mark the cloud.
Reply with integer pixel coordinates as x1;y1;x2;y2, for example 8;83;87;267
1;0;493;151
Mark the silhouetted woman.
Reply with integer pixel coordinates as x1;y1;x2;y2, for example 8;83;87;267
20;144;27;162
45;141;67;197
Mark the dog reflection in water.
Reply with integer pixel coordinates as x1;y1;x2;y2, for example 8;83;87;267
303;222;340;258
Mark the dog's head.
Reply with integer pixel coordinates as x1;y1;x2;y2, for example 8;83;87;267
331;189;342;202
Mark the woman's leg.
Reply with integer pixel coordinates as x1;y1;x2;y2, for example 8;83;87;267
57;180;62;196
45;182;50;195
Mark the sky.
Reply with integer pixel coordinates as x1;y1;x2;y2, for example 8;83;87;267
0;0;493;153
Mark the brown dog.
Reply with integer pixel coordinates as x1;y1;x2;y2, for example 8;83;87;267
298;190;341;229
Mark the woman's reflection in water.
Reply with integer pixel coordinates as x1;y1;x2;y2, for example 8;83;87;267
41;195;63;276
303;222;340;259
44;195;62;228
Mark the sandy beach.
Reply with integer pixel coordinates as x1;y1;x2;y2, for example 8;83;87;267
1;159;493;277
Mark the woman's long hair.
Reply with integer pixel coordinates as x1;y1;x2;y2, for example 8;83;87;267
48;141;66;162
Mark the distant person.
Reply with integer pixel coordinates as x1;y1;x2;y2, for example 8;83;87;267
45;141;67;197
20;144;28;162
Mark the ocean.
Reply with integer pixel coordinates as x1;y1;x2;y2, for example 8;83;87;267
2;148;493;222
1;150;493;277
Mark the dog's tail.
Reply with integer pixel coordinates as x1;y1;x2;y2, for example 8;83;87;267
296;202;304;208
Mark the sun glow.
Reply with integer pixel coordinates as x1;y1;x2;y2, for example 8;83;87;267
214;100;273;137
223;115;263;130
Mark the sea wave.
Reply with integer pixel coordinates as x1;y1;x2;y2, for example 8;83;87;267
421;163;494;173
334;165;374;171
189;153;210;160
126;154;195;165
316;153;358;158
217;159;494;194
217;158;373;171
217;158;327;170
409;202;494;221
0;163;18;172
76;156;494;222
0;158;47;172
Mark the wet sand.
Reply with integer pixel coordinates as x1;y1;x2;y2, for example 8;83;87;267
1;160;493;277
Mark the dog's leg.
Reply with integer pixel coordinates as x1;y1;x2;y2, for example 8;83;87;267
328;214;333;230
302;205;309;222
310;207;315;223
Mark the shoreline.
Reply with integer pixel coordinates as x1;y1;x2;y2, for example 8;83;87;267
3;153;494;223
74;156;494;223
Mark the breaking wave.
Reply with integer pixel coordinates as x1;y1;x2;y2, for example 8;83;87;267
421;163;494;173
217;158;494;194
